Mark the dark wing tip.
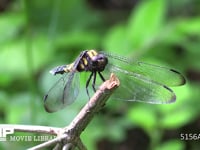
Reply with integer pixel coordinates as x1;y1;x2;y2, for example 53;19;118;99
44;103;55;113
43;94;48;102
163;85;176;103
170;69;180;74
43;95;55;113
170;69;186;85
44;104;54;113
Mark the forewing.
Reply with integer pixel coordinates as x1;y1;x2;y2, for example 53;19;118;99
106;64;176;104
102;52;186;87
131;62;186;86
44;72;80;113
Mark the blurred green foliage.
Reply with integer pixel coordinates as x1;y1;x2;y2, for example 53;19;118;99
0;0;200;149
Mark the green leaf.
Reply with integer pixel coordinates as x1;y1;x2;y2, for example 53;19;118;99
155;140;185;150
103;24;130;54
127;0;166;49
127;105;157;131
55;31;100;50
160;107;196;129
0;13;25;43
0;34;53;79
158;85;199;129
0;40;27;76
7;93;31;124
176;17;200;35
161;18;200;46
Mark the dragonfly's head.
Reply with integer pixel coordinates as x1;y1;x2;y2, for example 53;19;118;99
90;53;108;72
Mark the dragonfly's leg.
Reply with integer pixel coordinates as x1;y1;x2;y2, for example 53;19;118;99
92;72;97;92
86;72;93;99
98;72;105;82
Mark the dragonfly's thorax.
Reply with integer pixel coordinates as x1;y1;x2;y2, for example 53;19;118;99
77;50;108;72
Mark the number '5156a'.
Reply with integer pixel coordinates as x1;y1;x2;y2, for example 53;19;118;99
180;133;200;140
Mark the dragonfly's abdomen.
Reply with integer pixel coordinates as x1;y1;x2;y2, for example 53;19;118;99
49;50;108;75
50;63;74;75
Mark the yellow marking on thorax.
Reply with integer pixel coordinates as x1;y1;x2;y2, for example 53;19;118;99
79;63;85;70
88;50;98;58
82;58;88;66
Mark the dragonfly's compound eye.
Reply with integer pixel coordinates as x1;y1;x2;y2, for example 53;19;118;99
91;54;108;71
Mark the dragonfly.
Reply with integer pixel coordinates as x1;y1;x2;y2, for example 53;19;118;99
44;50;186;113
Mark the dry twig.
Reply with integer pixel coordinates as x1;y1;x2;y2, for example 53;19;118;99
1;73;120;150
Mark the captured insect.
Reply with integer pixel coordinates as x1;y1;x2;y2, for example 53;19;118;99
44;50;186;113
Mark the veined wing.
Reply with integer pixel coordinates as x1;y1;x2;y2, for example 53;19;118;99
107;64;176;104
102;52;186;87
128;62;186;86
44;72;80;113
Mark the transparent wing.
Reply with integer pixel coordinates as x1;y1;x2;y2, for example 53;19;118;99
102;52;186;87
106;64;176;104
127;62;186;86
44;72;80;113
